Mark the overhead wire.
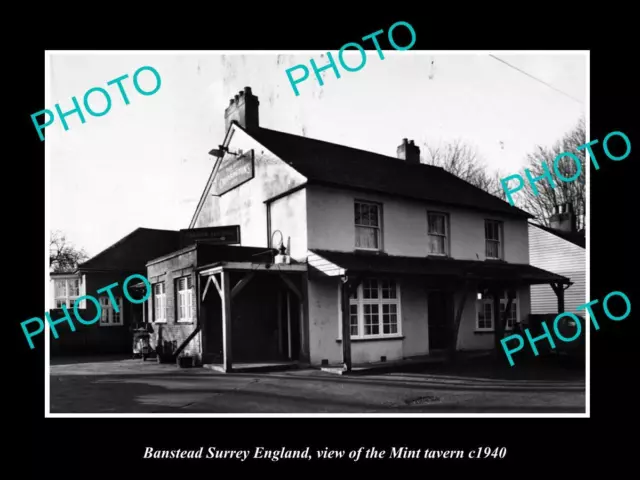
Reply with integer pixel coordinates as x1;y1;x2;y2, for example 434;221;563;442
488;54;584;105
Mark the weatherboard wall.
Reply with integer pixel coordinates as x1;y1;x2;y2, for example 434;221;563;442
528;224;586;314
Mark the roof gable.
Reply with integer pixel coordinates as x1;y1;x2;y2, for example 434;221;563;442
243;125;532;219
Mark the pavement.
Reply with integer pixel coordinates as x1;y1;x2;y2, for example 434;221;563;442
49;355;585;414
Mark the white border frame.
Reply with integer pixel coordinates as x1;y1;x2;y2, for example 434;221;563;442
44;49;589;419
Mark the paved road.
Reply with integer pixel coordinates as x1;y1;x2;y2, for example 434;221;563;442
49;358;585;414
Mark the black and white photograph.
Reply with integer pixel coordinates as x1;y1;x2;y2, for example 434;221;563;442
43;50;589;416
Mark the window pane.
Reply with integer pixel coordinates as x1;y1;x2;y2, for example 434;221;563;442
369;205;379;227
356;226;378;249
429;235;445;254
68;279;80;297
349;304;358;336
113;298;122;324
382;302;398;334
486;240;499;258
354;203;361;225
361;204;370;225
54;280;67;297
363;279;379;299
364;304;379;335
486;221;500;241
428;214;445;234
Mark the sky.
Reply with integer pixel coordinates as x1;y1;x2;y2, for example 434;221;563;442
47;51;587;258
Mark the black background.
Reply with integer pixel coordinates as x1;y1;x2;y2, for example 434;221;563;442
11;10;635;475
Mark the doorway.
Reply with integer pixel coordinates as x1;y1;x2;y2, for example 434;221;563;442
427;291;454;351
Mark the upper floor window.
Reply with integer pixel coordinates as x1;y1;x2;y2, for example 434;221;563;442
100;296;123;326
176;276;194;323
427;212;449;255
54;277;80;308
485;219;503;259
343;278;401;339
476;290;517;331
354;200;382;250
153;282;167;323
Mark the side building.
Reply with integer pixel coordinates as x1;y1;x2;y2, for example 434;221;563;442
49;228;180;356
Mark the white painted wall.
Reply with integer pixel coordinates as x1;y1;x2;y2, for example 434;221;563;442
191;126;307;250
306;275;530;365
269;188;308;261
306;184;529;263
528;224;586;313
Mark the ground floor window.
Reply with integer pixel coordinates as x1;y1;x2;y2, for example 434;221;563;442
100;296;124;326
343;278;402;339
476;290;517;331
153;282;167;323
176;276;194;323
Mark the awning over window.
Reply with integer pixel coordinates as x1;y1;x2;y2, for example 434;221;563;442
308;249;571;286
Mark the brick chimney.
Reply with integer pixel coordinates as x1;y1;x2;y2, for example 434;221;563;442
397;138;421;164
224;86;259;133
549;203;577;232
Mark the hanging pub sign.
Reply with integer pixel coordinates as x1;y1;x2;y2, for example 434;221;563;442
211;150;255;196
179;225;241;247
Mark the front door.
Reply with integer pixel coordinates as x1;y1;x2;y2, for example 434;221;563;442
428;291;453;351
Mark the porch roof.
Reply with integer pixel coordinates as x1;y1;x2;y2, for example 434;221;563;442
308;249;571;286
199;261;307;275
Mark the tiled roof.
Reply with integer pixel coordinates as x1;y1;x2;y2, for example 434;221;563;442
248;125;533;218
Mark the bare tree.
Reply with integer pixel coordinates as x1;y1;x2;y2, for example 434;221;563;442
520;117;586;232
422;138;503;197
50;230;89;273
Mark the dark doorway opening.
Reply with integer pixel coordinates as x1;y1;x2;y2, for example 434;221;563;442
428;291;454;351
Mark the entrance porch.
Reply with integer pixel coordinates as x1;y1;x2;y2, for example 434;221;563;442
199;261;308;372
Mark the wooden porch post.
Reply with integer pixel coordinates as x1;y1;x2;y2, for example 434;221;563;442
286;291;292;360
340;277;352;372
491;289;502;354
221;271;232;373
450;283;471;360
551;283;565;314
277;291;283;356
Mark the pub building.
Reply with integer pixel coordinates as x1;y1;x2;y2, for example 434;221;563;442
139;86;571;372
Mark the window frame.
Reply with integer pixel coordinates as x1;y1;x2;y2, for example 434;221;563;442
484;219;504;260
53;276;82;309
354;199;383;251
427;211;450;256
99;296;124;327
176;276;194;324
339;278;403;340
475;290;518;332
153;282;167;323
